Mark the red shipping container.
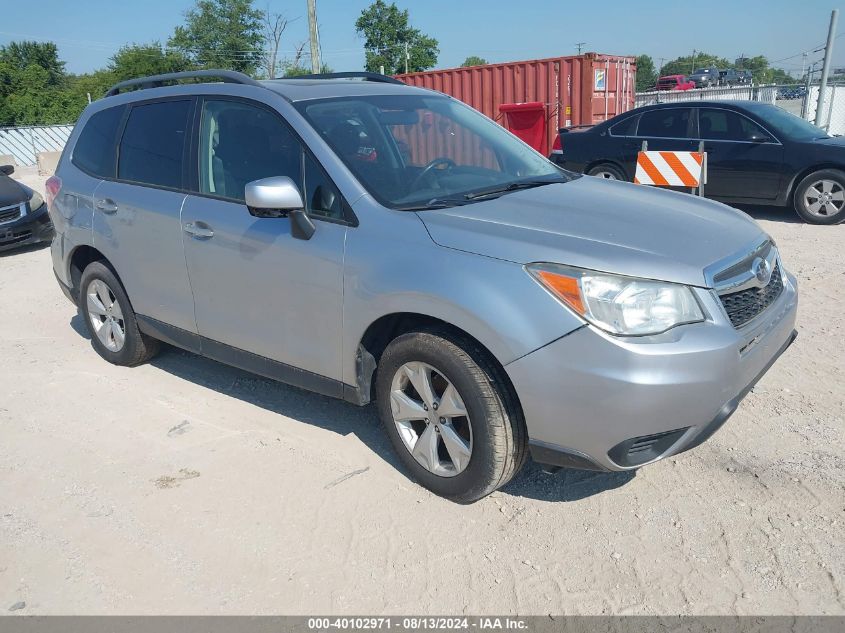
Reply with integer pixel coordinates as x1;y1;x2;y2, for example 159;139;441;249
396;53;637;155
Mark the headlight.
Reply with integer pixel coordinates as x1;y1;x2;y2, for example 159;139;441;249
527;263;704;336
28;190;44;212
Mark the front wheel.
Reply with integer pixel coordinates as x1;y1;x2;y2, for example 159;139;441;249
793;169;845;224
587;163;626;181
375;330;527;503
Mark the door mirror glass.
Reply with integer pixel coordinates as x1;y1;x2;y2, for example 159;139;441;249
244;176;304;218
0;164;14;176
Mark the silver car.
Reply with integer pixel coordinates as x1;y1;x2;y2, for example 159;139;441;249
47;70;797;503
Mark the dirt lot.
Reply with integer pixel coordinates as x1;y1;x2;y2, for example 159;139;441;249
1;170;843;615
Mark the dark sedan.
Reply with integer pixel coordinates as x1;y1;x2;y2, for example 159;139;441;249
0;163;54;252
550;101;845;224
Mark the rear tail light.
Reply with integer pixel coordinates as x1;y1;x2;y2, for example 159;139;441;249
551;134;562;155
45;175;62;209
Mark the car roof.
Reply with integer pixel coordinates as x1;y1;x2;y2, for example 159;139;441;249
586;100;772;131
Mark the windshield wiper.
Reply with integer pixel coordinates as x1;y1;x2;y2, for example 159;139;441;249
395;197;472;211
463;179;563;201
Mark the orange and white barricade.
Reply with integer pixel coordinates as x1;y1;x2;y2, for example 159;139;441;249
634;150;707;194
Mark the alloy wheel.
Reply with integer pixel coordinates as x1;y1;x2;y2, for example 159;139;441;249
804;179;845;217
86;279;126;352
592;171;617;180
389;361;473;477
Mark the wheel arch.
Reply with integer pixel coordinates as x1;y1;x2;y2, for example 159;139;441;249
354;312;521;412
786;163;845;204
68;245;109;302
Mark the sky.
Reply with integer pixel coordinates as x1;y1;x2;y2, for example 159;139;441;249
1;0;842;76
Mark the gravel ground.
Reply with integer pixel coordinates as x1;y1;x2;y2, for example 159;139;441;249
0;171;843;615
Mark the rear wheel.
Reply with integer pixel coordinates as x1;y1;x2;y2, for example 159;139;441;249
79;261;159;366
587;163;626;181
375;330;527;503
793;169;845;224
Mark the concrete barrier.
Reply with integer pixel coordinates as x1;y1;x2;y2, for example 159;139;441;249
0;154;16;167
36;151;61;176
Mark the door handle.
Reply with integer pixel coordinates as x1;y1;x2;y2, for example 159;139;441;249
95;198;118;214
183;222;214;239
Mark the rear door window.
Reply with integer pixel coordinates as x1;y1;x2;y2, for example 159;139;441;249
118;100;191;189
72;105;125;178
637;108;692;138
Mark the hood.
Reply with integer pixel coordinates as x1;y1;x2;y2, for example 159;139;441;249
811;135;845;147
416;177;766;288
0;174;28;208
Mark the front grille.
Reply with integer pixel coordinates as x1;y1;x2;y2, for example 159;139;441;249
719;263;784;328
0;229;32;245
0;204;22;224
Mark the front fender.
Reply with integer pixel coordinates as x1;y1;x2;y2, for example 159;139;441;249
341;200;584;388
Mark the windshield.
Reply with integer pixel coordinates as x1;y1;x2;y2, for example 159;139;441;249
294;94;568;209
693;68;711;75
750;103;829;140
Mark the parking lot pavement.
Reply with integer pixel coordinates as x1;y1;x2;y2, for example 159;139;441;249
0;203;843;615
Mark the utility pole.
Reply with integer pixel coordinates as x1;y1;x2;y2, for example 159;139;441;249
658;57;666;75
690;49;697;74
576;42;586;55
404;41;409;74
307;0;321;74
816;9;838;126
801;51;808;79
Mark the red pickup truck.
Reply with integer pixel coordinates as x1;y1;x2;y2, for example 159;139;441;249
655;75;695;91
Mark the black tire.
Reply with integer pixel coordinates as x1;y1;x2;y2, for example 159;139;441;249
78;261;159;366
587;163;626;181
375;329;527;503
793;169;845;224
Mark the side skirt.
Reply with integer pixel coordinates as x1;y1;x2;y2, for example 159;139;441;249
136;315;359;404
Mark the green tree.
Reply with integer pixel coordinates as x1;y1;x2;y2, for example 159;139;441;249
109;42;193;82
660;52;730;78
0;41;65;85
355;0;438;75
736;55;791;84
284;63;333;77
169;0;265;75
461;56;488;67
635;54;656;91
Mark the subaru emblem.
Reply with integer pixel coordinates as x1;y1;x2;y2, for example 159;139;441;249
752;257;772;285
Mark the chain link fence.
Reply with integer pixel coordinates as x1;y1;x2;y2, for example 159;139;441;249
0;124;74;167
804;84;845;135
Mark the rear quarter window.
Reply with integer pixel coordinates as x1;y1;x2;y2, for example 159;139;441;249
609;115;638;136
71;106;126;178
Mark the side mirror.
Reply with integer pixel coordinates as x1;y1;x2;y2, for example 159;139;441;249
244;176;315;240
0;164;14;176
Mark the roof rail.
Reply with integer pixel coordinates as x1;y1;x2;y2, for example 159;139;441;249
105;69;263;97
289;71;404;85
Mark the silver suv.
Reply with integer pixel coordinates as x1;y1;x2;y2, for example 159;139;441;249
47;70;797;503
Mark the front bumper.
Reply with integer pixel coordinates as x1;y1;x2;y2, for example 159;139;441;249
0;203;54;252
506;269;798;471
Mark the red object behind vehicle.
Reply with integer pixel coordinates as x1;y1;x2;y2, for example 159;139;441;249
551;133;562;156
656;75;695;91
499;102;547;154
396;53;637;156
45;175;62;209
